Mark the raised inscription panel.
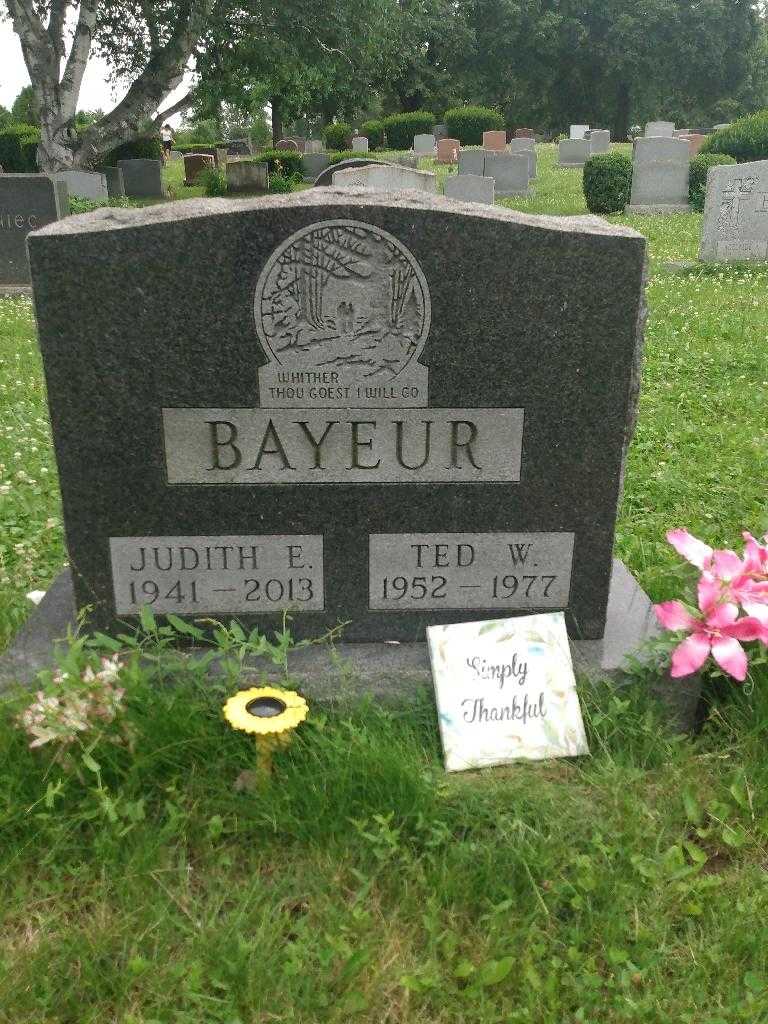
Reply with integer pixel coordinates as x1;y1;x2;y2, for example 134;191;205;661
369;532;574;611
163;408;524;484
110;535;324;614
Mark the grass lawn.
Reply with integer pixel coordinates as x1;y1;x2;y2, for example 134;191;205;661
0;144;767;1023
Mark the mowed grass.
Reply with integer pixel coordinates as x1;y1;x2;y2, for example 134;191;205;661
1;144;768;1023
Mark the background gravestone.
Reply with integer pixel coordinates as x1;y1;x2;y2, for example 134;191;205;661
482;131;507;152
184;153;214;186
645;121;675;137
352;137;370;153
627;137;690;213
313;158;389;187
28;191;646;645
700;158;768;261
483;152;530;197
227;139;252;157
332;164;436;192
589;130;611;154
0;174;66;285
570;125;589;139
118;159;165;199
413;134;436;155
558;139;590;167
54;170;108;201
458;150;485;176
444;173;494;204
227;160;269;192
508;138;537;178
103;166;125;199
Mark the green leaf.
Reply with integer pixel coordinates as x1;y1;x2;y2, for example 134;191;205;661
91;632;124;652
479;621;502;635
682;788;704;826
454;960;475;979
478;957;514;987
744;971;765;994
81;752;101;774
337;991;368;1014
139;604;157;634
166;614;205;640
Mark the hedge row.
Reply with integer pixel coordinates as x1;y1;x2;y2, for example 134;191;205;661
360;119;385;149
323;122;352;150
0;123;40;172
101;136;162;167
701;110;768;163
688;152;737;211
444;106;504;146
382;111;435;150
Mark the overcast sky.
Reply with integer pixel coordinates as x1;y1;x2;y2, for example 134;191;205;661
0;19;190;125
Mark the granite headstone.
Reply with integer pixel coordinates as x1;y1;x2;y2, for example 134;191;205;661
458;150;486;177
103;166;125;199
699;158;768;261
352;137;370;153
570;125;589;140
0;174;66;285
332;164;436;192
627;137;690;213
413;134;436;155
589;130;611;154
645;121;675;138
313;158;387;187
28;190;647;645
558;139;590;167
436;139;460;164
55;169;108;201
508;138;536;178
184;153;215;186
118;159;165;199
443;173;494;205
482;131;507;152
483;152;530;197
227;160;269;192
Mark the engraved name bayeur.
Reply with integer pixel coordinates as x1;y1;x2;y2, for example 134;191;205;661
255;220;430;408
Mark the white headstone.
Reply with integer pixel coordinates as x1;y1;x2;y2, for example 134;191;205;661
627;137;690;213
699;159;768;262
444;173;495;205
304;140;324;154
428;612;589;772
645;121;675;138
352;137;369;153
570;125;589;140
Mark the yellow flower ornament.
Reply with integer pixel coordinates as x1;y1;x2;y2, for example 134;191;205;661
223;687;308;782
223;686;308;735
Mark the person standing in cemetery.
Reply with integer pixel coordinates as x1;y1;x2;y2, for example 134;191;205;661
161;123;175;161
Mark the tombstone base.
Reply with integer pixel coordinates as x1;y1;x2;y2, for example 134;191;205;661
0;560;659;700
0;285;33;298
625;204;691;214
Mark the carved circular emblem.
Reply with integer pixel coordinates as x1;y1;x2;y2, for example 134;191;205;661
254;220;431;383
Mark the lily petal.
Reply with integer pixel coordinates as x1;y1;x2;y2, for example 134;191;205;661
670;632;711;677
711;549;744;581
667;528;713;570
726;616;768;643
654;600;699;632
697;573;723;613
710;635;748;682
705;602;739;629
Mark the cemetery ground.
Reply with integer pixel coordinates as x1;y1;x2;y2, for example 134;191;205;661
0;146;767;1022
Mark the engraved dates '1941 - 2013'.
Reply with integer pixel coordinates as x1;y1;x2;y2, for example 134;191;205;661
110;535;324;614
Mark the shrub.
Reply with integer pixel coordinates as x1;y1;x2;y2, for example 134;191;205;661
326;150;385;164
382;111;435;150
323;122;352;150
444;106;504;146
67;196;136;215
688;152;737;212
0;123;40;172
102;135;162;167
172;143;227;156
268;172;296;194
200;165;228;197
582;151;633;214
260;148;305;176
700;111;768;163
360;119;385;149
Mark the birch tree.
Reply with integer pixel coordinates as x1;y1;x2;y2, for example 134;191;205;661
1;1;216;171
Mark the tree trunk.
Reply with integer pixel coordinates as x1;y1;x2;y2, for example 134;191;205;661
271;96;283;146
614;81;631;143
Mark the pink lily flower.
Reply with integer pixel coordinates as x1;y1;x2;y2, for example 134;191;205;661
666;528;744;580
654;577;766;681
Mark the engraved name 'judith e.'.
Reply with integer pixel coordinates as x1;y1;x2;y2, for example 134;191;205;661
162;219;525;485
